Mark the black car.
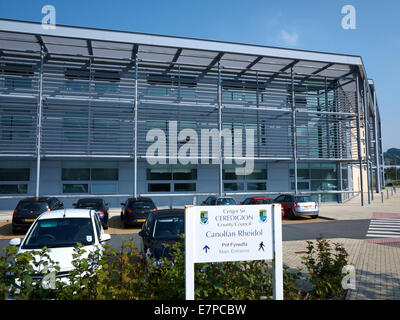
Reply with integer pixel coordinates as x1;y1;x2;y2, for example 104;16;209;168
201;196;236;206
139;209;184;262
73;198;109;229
120;197;157;228
12;197;64;234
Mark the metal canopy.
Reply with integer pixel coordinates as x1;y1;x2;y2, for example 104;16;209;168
0;18;362;83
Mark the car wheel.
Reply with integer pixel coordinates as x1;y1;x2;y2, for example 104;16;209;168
311;215;318;219
288;210;296;220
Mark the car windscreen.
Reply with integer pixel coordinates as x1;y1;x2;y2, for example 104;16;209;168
17;202;48;212
22;218;95;249
295;196;313;203
152;216;184;240
76;201;102;210
129;201;154;209
257;199;273;204
216;198;236;205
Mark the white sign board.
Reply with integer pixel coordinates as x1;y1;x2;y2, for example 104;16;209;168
185;204;283;300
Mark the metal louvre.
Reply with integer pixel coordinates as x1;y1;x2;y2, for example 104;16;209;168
0;20;384;204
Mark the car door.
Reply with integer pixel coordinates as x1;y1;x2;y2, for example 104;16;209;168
140;213;154;253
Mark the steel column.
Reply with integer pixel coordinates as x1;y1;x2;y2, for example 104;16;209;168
363;80;371;204
218;62;223;196
373;90;381;193
356;76;364;206
35;47;44;199
291;68;298;195
134;59;138;198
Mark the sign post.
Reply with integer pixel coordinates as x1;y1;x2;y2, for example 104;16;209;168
185;204;283;300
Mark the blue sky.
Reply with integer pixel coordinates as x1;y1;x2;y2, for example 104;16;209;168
0;0;399;151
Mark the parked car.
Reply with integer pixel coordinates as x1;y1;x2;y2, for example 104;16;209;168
240;196;274;205
274;194;319;219
139;209;184;264
120;197;157;228
240;196;285;216
8;209;111;291
201;196;236;206
73;198;109;229
12;197;64;234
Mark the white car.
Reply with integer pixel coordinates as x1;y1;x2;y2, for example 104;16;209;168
9;208;111;286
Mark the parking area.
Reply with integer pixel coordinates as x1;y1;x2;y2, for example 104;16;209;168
0;211;332;240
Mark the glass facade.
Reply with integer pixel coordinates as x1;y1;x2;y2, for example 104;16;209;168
289;162;345;202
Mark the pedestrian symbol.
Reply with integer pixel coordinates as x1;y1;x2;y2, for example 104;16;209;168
258;241;265;251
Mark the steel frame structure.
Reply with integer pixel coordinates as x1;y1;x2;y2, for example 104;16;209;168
0;19;384;205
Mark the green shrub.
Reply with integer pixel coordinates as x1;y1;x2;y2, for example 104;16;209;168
301;236;349;299
0;236;342;300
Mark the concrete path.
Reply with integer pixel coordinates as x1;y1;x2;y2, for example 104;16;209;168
283;189;400;299
319;189;400;220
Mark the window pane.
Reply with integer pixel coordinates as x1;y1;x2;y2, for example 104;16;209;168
148;183;171;192
0;184;27;194
63;184;88;193
147;168;172;180
223;182;244;191
247;182;267;191
0;168;30;181
174;183;196;192
172;169;197;180
91;168;118;181
246;168;268;180
289;169;310;180
311;169;337;180
291;181;310;190
91;183;117;194
62;168;90;181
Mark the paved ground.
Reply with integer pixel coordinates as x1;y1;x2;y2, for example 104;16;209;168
283;190;400;300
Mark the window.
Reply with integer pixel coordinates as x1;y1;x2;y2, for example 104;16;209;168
174;183;196;192
91;183;118;194
147;168;172;180
62;184;89;194
147;74;196;98
62;168;118;181
2;63;34;89
148;183;170;192
291;181;310;191
63;113;88;143
91;168;118;181
62;168;90;181
247;182;267;191
0;184;27;194
223;162;267;192
0;168;30;181
223;182;244;191
1;109;33;141
147;165;197;193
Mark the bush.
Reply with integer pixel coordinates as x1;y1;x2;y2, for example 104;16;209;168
0;236;343;300
301;236;349;299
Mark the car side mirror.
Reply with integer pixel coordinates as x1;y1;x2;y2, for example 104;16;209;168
139;230;147;237
72;203;76;207
100;234;111;242
9;238;21;246
120;203;125;206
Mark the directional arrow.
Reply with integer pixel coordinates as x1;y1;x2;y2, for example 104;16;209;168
203;245;210;253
